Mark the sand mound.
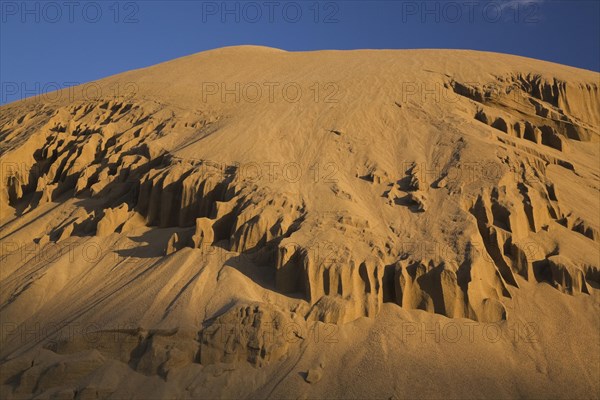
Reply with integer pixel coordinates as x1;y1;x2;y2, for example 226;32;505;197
0;46;598;399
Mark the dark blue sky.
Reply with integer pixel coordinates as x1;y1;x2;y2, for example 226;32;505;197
1;0;599;105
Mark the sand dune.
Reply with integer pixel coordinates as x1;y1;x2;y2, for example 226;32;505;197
0;46;599;399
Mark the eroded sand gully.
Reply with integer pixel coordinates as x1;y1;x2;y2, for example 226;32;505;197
0;47;599;399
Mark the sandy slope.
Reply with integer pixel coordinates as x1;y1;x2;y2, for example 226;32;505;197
0;46;599;399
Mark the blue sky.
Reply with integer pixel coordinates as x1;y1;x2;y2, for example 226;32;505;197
1;0;599;104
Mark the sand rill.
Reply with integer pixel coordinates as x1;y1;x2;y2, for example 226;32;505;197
0;46;599;399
